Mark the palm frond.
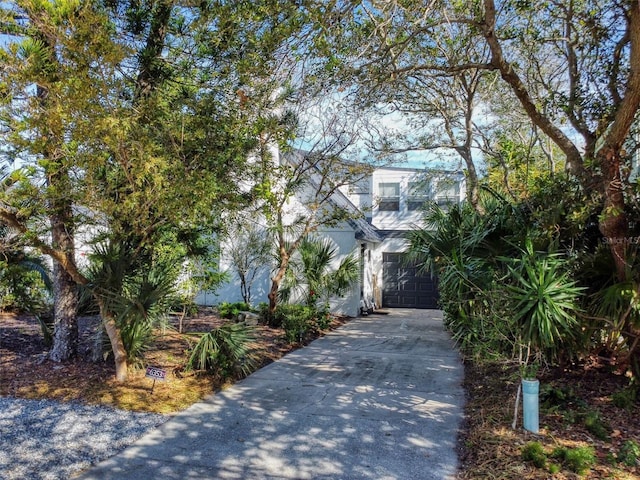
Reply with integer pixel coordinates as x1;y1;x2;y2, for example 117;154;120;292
187;323;256;377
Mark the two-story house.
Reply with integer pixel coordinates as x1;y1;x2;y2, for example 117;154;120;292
342;166;465;312
196;157;465;317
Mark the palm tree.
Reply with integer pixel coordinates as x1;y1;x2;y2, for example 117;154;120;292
279;236;360;309
84;239;176;365
406;191;531;355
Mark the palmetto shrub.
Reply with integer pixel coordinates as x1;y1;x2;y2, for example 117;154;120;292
187;323;256;378
408;192;586;363
86;240;177;364
407;198;522;357
279;236;359;309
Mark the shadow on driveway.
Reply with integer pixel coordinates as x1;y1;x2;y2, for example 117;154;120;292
76;308;465;480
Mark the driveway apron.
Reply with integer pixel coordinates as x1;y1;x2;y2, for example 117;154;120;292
76;308;465;480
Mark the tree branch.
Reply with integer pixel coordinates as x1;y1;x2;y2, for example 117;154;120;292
0;208;88;286
482;0;586;178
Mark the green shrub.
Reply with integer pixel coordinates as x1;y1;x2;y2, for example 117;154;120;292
552;445;596;475
583;410;610;441
618;440;640;467
118;268;175;364
564;446;596;475
522;441;547;468
283;314;309;343
187;323;256;378
260;302;281;327
547;463;561;474
0;264;51;313
550;446;567;460
540;383;587;424
217;302;250;319
278;304;315;343
540;384;572;410
612;386;638;410
274;303;335;342
315;303;332;330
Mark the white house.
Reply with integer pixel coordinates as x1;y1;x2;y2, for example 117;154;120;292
342;166;465;312
196;155;465;317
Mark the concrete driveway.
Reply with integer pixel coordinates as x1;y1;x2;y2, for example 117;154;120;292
76;308;465;480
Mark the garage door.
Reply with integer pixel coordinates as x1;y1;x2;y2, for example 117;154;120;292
382;252;439;309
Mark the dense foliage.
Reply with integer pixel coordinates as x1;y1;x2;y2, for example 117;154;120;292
1;0;639;391
0;0;309;379
408;175;640;379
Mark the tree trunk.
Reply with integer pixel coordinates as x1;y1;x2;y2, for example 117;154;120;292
48;261;78;361
597;145;629;282
97;299;129;382
268;271;284;315
463;153;482;213
482;0;587;181
48;209;78;362
268;261;289;315
597;145;639;379
240;273;249;305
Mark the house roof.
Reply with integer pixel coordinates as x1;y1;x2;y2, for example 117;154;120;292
377;229;411;239
320;180;383;243
282;149;383;244
350;216;383;243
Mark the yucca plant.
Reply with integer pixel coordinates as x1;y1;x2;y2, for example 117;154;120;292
187;323;256;378
504;241;584;358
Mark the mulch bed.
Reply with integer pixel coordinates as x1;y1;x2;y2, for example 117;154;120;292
457;359;640;479
0;310;349;412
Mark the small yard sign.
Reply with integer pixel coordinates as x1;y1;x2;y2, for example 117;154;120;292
145;366;167;393
145;366;167;381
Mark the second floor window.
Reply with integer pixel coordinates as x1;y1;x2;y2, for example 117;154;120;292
407;181;431;211
378;182;400;211
435;180;460;206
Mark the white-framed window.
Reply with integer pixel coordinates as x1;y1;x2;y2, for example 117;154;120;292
407;180;431;211
435;180;460;206
378;182;400;211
